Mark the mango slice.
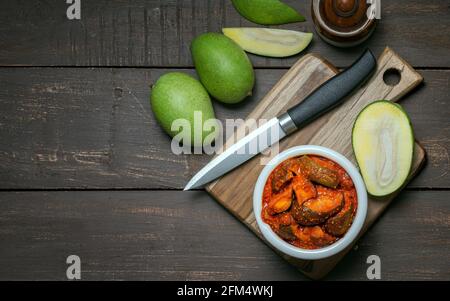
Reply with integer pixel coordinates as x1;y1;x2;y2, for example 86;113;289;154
222;28;313;58
231;0;305;25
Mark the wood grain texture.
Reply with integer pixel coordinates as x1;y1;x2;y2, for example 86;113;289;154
0;0;449;67
0;190;448;281
0;0;448;283
0;67;449;190
206;48;425;279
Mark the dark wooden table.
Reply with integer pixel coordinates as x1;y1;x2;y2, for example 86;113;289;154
0;0;449;281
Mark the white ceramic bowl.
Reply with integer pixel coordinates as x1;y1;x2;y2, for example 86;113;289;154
253;145;368;260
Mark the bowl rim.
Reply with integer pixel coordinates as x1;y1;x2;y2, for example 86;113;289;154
253;145;368;260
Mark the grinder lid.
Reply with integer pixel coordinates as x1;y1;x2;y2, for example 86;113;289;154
312;0;377;47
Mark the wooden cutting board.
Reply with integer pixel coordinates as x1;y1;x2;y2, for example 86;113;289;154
206;47;425;280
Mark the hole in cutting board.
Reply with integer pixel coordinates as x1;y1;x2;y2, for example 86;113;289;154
383;68;401;86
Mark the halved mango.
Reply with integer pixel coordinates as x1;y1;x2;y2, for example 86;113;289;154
222;28;313;58
352;101;415;197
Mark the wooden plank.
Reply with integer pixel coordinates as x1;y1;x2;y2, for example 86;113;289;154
206;48;426;279
0;0;449;67
0;67;448;190
0;190;448;280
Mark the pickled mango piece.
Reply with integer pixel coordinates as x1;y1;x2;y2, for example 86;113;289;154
271;160;294;192
268;185;293;215
325;190;356;236
291;186;344;226
292;225;337;248
291;175;316;204
277;224;297;241
297;155;340;188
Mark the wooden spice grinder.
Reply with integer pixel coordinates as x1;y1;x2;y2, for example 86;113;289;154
311;0;378;47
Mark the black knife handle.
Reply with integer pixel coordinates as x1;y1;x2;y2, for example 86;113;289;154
285;49;376;129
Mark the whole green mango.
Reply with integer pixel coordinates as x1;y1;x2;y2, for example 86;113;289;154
150;72;217;147
191;33;255;104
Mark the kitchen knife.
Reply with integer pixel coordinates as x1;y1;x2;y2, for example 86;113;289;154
184;49;376;190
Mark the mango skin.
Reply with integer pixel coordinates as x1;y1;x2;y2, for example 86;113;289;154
231;0;305;25
191;33;255;104
150;72;216;146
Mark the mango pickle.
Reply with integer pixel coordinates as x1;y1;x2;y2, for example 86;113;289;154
267;185;293;215
291;187;344;226
262;155;357;250
297;155;340;188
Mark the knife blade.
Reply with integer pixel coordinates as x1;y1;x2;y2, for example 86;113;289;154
184;49;376;190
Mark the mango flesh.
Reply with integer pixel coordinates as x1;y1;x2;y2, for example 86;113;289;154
223;28;313;58
231;0;305;25
150;72;217;147
352;101;414;197
191;33;255;104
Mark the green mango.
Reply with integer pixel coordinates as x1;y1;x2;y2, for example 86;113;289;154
150;72;217;147
191;33;255;104
352;101;415;197
231;0;305;25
